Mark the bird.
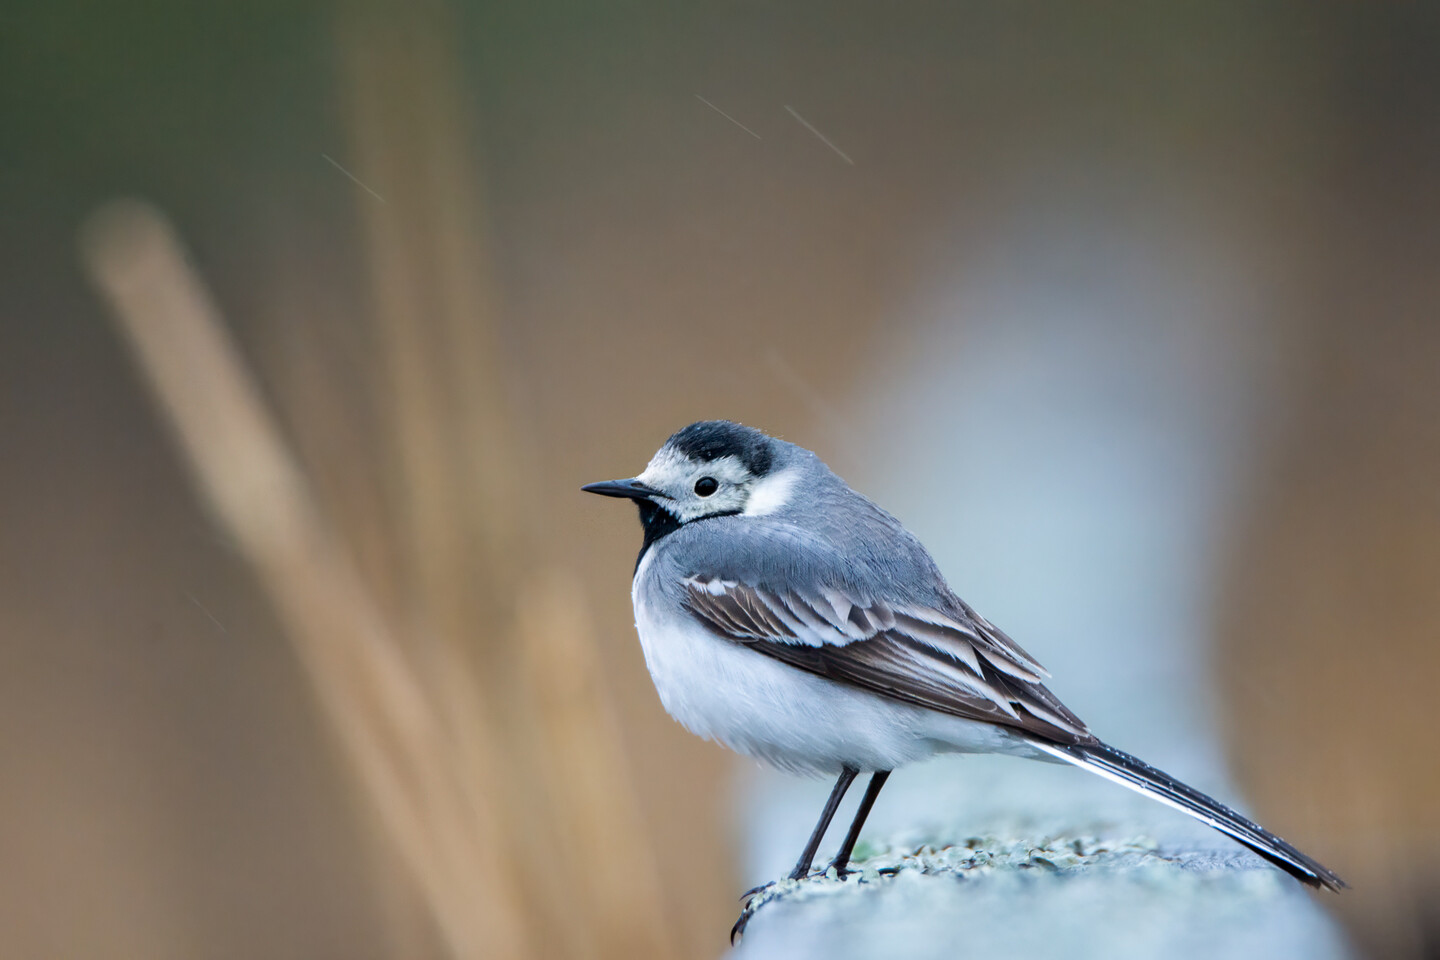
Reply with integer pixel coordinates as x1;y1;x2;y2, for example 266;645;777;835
582;419;1344;930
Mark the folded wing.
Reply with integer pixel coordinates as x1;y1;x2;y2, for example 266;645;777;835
681;575;1092;744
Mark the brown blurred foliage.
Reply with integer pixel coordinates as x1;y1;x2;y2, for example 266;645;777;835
75;7;687;958
1218;32;1440;954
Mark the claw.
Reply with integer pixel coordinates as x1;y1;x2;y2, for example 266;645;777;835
731;894;771;945
738;881;772;902
731;879;785;943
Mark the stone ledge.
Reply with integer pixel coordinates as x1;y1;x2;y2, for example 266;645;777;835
732;827;1350;959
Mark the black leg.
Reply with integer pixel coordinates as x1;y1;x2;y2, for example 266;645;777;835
788;765;858;880
827;770;891;877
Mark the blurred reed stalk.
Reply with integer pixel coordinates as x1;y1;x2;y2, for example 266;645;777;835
516;571;677;959
79;4;679;957
79;201;527;959
330;2;676;957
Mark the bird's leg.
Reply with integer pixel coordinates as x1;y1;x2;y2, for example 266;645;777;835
788;765;858;880
734;766;861;944
827;770;890;877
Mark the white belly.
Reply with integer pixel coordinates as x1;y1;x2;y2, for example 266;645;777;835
632;570;1040;776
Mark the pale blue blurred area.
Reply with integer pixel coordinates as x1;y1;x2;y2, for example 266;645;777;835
856;192;1269;769
735;190;1351;956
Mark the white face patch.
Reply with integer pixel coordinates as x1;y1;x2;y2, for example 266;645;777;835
635;447;768;522
742;468;799;516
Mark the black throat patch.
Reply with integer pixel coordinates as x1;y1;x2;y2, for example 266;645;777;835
633;499;742;572
634;498;682;571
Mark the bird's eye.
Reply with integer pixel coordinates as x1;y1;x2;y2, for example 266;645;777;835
694;477;719;497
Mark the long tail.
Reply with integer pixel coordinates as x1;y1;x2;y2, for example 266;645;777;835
1027;738;1346;891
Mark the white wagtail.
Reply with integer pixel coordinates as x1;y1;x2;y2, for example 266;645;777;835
584;420;1344;918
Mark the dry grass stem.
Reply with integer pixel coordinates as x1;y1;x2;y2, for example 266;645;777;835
80;200;529;960
518;569;680;958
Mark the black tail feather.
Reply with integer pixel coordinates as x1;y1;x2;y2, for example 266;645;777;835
1034;739;1346;891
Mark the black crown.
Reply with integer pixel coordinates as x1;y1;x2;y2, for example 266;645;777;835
667;420;774;477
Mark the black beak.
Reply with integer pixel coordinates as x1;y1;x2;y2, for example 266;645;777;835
581;478;667;501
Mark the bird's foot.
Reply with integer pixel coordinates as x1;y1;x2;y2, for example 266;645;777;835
731;877;804;944
732;865;877;944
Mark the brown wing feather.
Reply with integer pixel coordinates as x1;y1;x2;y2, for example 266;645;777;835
682;577;1092;744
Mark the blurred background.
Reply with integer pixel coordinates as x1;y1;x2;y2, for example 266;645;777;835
3;2;1439;958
